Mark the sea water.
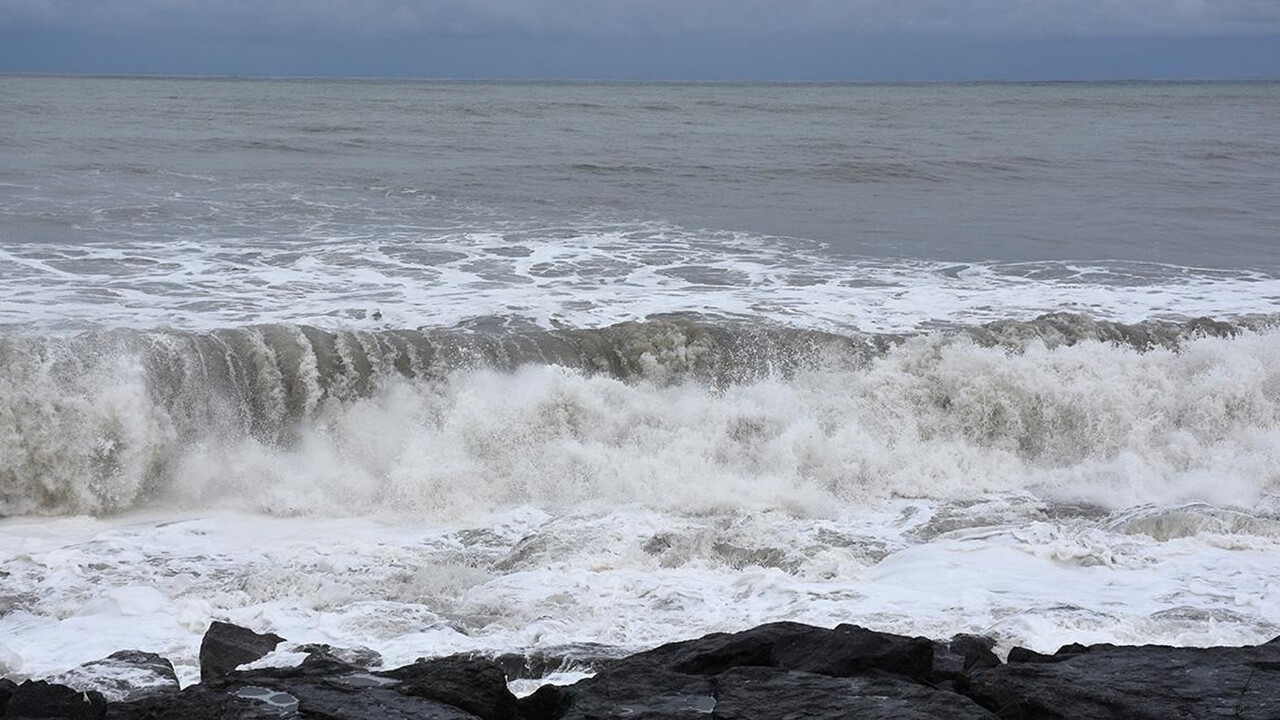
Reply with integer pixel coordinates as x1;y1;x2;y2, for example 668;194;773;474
0;76;1278;686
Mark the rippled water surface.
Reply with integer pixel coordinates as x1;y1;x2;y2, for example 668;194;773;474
0;77;1278;688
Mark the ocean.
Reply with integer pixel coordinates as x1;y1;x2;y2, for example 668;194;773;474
0;75;1278;687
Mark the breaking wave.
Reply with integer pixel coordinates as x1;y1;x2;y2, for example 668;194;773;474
1;313;1277;517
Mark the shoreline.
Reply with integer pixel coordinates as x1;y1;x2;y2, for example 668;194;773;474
4;620;1278;719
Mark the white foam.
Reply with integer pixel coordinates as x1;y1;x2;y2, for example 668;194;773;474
1;326;1278;685
0;223;1276;334
3;328;1279;517
1;499;1277;688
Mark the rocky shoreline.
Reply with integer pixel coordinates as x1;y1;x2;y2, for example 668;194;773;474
2;621;1278;719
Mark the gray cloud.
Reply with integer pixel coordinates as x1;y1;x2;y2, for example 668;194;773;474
3;0;1280;38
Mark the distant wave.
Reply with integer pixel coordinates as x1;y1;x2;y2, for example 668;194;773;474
1;313;1276;517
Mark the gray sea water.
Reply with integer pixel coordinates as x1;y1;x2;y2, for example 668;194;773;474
2;77;1278;333
1;76;1280;686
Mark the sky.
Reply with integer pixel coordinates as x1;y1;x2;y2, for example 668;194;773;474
1;0;1278;80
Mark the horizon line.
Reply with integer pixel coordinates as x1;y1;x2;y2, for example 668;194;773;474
4;70;1279;85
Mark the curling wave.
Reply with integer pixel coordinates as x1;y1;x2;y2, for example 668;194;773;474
0;313;1277;517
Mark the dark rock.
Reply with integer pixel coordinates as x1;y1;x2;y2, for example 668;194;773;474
1053;643;1090;657
1005;647;1062;664
712;665;997;720
104;684;270;720
625;621;933;680
296;643;383;669
933;634;1002;683
259;656;483;720
487;644;620;680
52;623;1280;720
109;655;482;720
624;623;789;674
198;621;284;682
516;685;573;720
966;641;1280;720
773;623;934;679
555;623;953;719
4;680;106;720
1;679;16;715
559;668;715;720
378;656;519;720
47;651;179;702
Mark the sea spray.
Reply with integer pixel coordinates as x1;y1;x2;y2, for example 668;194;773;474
2;315;1275;517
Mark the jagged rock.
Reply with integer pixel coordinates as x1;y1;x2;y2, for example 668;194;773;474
108;654;482;720
965;639;1280;719
1004;647;1059;664
486;644;620;680
556;623;948;719
0;679;16;715
0;676;14;712
198;621;284;682
36;623;1280;720
933;634;1002;683
4;680;106;720
378;656;519;720
47;651;179;703
622;621;934;679
226;656;482;720
772;623;934;679
711;666;996;719
103;684;270;720
517;685;573;720
296;643;383;669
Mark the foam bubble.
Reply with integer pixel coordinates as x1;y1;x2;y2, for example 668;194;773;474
1;224;1276;334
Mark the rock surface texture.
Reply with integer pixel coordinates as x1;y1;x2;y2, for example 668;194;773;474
47;651;180;703
199;621;286;682
2;621;1278;719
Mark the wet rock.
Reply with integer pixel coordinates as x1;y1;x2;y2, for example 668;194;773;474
559;669;715;720
378;656;519;720
105;679;309;720
42;623;1280;720
227;656;483;720
4;680;106;720
772;623;934;679
198;621;284;682
712;666;996;719
965;640;1280;720
555;622;944;719
296;643;383;669
0;679;15;715
625;621;934;679
1004;647;1062;664
517;685;573;720
487;644;621;680
109;654;482;720
932;634;1002;683
47;652;179;703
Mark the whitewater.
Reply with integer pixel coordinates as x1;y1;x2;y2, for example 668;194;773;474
1;76;1278;689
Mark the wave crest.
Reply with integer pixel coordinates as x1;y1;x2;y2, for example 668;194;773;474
0;313;1276;517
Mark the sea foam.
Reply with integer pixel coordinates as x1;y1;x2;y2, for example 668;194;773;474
1;315;1276;517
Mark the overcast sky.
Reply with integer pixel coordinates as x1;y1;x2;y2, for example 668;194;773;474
2;0;1278;79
